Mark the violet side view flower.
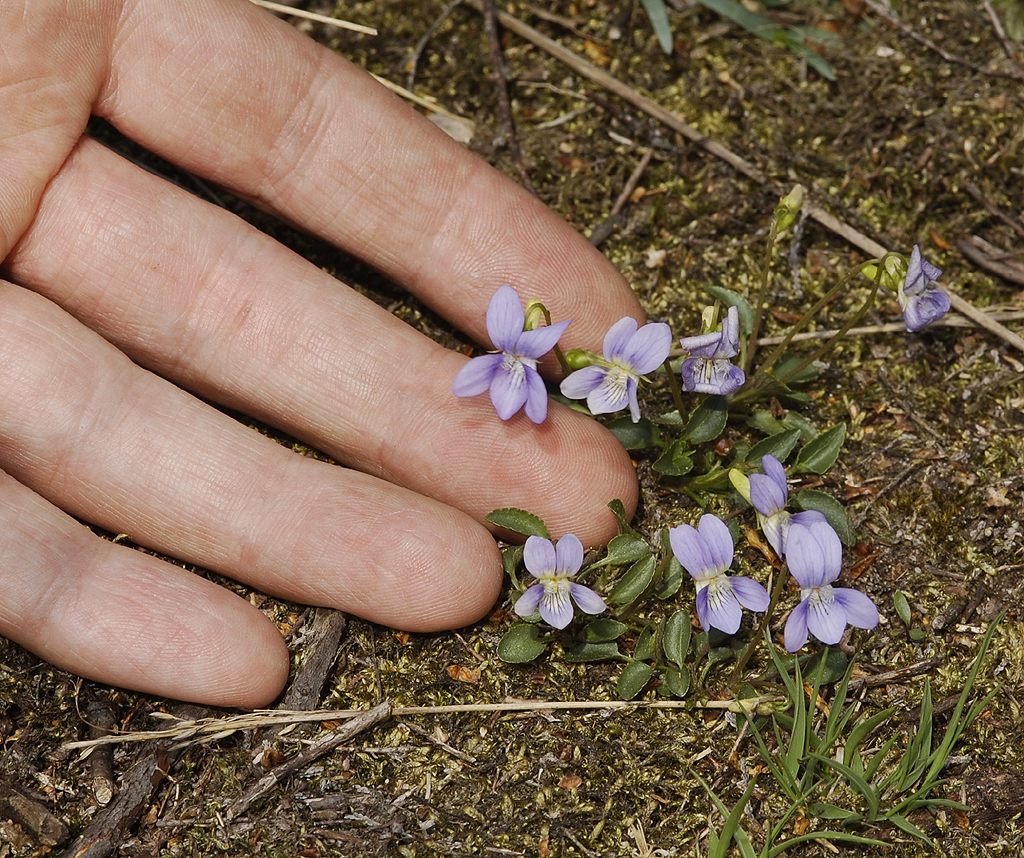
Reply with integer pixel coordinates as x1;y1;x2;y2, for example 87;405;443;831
899;245;950;332
560;317;673;422
679;305;745;395
784;516;879;652
513;534;606;629
452;284;570;423
748;454;827;557
669;514;769;635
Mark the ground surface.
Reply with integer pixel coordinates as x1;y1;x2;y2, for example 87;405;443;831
2;1;1024;856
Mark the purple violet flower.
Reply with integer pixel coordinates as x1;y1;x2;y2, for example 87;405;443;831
898;246;950;332
559;317;673;422
452;285;570;423
784;516;879;652
669;514;770;635
514;534;606;629
679;306;746;395
749;454;827;557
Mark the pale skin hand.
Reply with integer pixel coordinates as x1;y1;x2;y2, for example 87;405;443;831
0;0;644;707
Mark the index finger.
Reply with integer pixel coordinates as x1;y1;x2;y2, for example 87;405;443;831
95;0;643;349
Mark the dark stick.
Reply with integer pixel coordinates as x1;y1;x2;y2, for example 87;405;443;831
481;0;537;195
229;700;393;818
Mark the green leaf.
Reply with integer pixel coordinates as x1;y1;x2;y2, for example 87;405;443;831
780;409;820;442
792;423;846;475
652;437;695;476
564;640;623;663
634;626;657;661
640;0;673;53
682;395;728;443
608;554;658;606
584;618;628;643
485;508;549;539
496;624;547;663
745;408;786;437
653;554;684;599
663;609;693;668
591;534;650;568
704;285;756;336
607;498;637;536
803;647;848;684
894;591;912;627
744;428;801;467
501;544;524;587
793;489;855;545
772;352;818;384
606;415;662;450
617;661;655;700
660;666;691;698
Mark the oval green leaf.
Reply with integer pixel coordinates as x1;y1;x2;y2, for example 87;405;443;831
663;609;693;668
793;422;846;475
617;661;655;700
745;428;801;468
593;533;650;568
894;591;912;627
585;618;629;643
634;627;656;662
606;415;662;451
496;623;547;663
659;666;691;698
653;438;695;476
608;554;657;606
485;508;550;539
564;640;623;663
683;395;728;444
794;488;855;546
704;285;756;336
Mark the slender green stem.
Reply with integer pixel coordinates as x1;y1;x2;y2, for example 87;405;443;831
536;303;573;376
775;265;885;385
663;357;688;423
744;218;780;374
756;258;883;376
729;561;787;690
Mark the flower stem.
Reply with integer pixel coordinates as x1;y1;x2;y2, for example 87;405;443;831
744;217;780;374
729;559;788;690
663;357;687;423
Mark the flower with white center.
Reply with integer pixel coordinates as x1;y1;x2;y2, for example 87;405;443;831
679;306;745;395
452;285;570;423
669;514;769;635
560;317;672;422
784;516;879;651
514;534;606;629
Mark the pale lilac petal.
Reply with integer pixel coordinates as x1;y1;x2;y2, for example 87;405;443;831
790;510;827;528
806;590;847;645
718;306;741;356
486;285;526;351
750;472;786;517
515;318;571;360
569;582;607;615
703;579;742;634
626;322;673;374
627;379;641;423
489;359;530;420
697;514;734;572
560;365;606;399
761;455;788;497
452;353;503;397
540;588;574;629
523;535;556;578
586;369;630;414
679;330;723;358
670;524;716;580
760;511;788;557
786;520;835;588
514;584;544;617
681;357;745;395
905;245;942;294
523;366;549;423
554;533;584;575
833;588;879;630
602;316;638;362
903;289;950;332
695;586;711;631
784;601;810;652
731;576;770;612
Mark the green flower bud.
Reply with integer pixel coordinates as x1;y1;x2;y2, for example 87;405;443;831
563;348;603;371
523;299;548;332
773;184;804;235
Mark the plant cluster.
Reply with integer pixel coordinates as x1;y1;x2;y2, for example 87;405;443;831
449;188;993;851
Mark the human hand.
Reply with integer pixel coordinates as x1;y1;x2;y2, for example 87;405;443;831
0;0;643;707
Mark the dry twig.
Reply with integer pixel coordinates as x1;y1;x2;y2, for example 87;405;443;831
247;0;377;34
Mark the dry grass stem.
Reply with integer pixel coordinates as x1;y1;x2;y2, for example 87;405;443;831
248;0;377;35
